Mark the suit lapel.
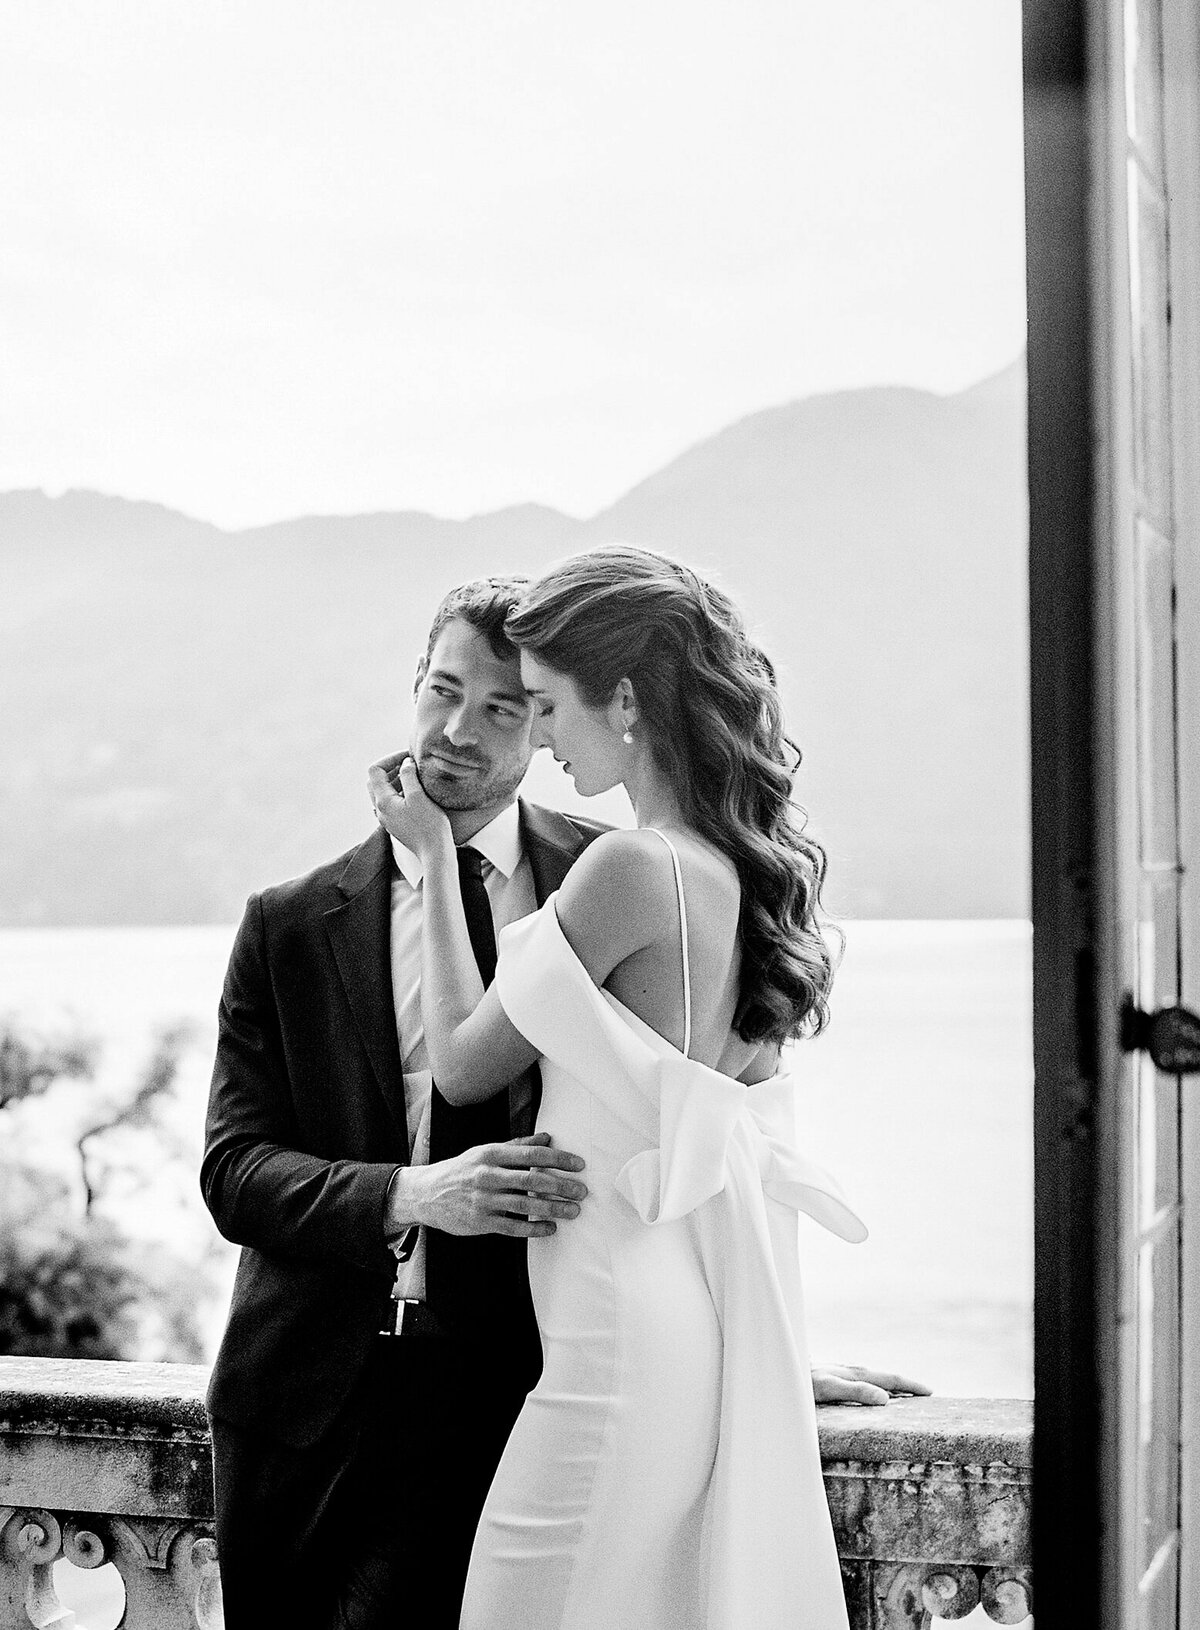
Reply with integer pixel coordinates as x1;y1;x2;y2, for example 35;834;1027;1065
322;810;592;1156
521;801;592;903
324;827;411;1158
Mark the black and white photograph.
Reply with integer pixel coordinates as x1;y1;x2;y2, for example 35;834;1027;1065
2;2;1199;1627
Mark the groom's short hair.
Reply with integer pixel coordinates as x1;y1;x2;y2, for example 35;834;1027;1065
415;576;530;693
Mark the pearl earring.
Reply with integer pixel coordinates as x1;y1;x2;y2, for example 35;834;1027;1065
623;730;634;745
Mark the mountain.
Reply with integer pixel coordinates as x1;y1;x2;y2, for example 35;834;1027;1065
0;362;1028;924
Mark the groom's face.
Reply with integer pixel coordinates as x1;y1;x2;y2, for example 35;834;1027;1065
410;618;535;815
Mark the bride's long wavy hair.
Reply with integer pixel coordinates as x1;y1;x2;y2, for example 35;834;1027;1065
505;544;838;1044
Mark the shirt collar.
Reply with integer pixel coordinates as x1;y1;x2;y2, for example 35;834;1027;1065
389;799;523;889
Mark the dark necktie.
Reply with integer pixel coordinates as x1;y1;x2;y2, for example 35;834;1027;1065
456;845;498;989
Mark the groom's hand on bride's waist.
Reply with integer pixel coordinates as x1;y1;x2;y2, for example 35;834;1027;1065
384;1133;588;1240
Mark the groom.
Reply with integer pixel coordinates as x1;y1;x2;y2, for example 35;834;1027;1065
202;573;926;1630
202;576;604;1630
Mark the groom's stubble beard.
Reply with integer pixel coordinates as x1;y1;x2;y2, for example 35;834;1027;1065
413;742;531;814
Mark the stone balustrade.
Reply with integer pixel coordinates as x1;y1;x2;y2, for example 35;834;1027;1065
0;1358;1030;1628
820;1395;1032;1626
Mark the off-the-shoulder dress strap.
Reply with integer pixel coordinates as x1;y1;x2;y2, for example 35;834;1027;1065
645;828;692;1060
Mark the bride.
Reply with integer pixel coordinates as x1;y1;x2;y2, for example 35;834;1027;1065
372;544;874;1630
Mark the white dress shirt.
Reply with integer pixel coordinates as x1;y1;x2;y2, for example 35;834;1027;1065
388;800;537;1302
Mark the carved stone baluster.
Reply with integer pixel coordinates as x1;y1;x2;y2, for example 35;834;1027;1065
921;1566;982;1619
105;1518;221;1629
60;1517;113;1590
871;1561;983;1627
107;1518;194;1628
180;1536;223;1630
0;1509;31;1630
0;1508;72;1630
871;1561;925;1628
59;1517;124;1630
981;1565;1033;1624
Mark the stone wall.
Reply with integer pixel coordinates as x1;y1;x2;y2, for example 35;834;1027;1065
0;1358;1031;1627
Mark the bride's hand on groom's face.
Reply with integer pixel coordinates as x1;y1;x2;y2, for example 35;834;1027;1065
369;752;452;857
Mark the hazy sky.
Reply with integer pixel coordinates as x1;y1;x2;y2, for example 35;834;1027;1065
2;1;1026;528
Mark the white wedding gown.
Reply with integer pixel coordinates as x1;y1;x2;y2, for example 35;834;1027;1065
459;833;867;1630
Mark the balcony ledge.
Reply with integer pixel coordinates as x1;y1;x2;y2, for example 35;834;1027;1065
0;1358;1032;1627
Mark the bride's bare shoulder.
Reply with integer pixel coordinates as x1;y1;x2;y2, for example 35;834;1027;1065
553;829;681;980
557;828;679;919
561;826;678;880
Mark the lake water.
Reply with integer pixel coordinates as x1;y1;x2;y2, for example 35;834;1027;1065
0;920;1033;1398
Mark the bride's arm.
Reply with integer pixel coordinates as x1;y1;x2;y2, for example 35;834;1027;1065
370;761;670;1099
421;830;670;1098
369;756;537;1103
418;833;540;1102
422;832;669;1100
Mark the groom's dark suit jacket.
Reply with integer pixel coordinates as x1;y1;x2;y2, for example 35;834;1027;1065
202;801;604;1450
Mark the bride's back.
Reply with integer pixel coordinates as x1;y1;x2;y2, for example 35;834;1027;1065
509;543;833;1080
590;827;776;1084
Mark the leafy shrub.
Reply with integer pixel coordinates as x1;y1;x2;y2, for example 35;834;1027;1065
0;1021;210;1362
0;1218;143;1358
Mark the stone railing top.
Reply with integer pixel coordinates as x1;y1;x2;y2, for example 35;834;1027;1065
816;1394;1032;1469
0;1358;1031;1468
0;1358;215;1520
0;1358;1031;1524
0;1356;212;1441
